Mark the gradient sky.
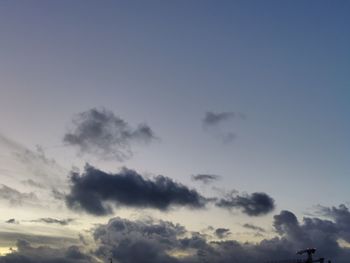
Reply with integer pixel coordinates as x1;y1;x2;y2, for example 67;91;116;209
0;1;349;262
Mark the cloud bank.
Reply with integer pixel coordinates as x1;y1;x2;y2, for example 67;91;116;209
2;205;350;262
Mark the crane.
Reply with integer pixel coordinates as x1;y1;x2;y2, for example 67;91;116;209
266;248;331;263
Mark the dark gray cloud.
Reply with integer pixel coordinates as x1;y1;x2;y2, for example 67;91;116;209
318;204;350;243
242;223;266;233
0;240;96;263
91;212;345;263
214;228;231;239
5;219;16;224
191;174;220;184
0;185;39;206
203;112;236;126
66;164;207;215
63;108;156;161
29;218;75;226
216;192;275;216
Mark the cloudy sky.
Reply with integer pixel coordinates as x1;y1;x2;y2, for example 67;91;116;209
0;1;350;262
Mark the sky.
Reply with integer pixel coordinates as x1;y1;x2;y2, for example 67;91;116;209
0;1;349;262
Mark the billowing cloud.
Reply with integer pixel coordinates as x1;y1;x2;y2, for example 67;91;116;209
29;218;75;226
91;211;345;263
318;204;350;243
216;192;275;216
191;174;220;184
66;164;207;216
214;228;231;239
63;108;157;161
2;206;350;263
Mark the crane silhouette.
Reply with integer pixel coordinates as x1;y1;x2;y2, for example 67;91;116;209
267;248;331;263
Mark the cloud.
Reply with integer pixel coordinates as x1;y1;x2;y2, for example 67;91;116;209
93;217;186;263
216;192;275;216
214;228;231;239
191;174;220;184
0;240;96;263
66;164;207;216
0;185;39;206
63;108;157;161
5;219;16;224
29;218;75;226
318;204;350;243
202;112;236;126
242;223;266;233
202;111;245;143
91;212;345;263
21;179;44;189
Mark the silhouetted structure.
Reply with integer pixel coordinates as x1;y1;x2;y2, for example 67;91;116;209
267;248;331;263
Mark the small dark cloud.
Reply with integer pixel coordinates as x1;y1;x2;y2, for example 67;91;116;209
0;185;39;206
66;164;207;216
215;228;231;239
203;112;236;126
63;108;157;161
5;219;17;224
30;218;75;226
242;223;266;233
216;192;275;216
191;174;220;184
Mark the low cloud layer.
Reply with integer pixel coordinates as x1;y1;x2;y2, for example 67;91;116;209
2;205;350;263
0;240;96;263
66;165;206;215
90;207;350;263
216;192;275;216
64;108;156;161
191;174;220;184
30;218;75;226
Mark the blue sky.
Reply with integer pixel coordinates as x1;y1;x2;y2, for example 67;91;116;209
0;1;349;262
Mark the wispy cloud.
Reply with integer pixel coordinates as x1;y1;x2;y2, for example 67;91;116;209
202;111;245;143
63;108;157;161
191;174;221;184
